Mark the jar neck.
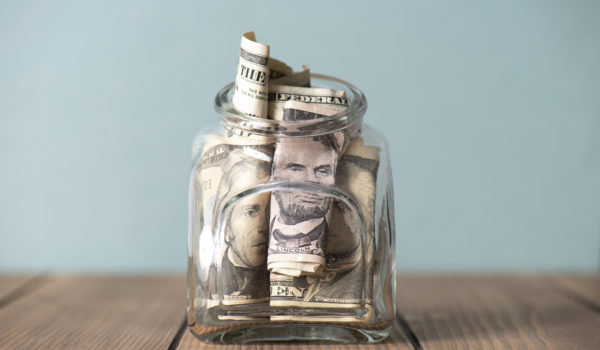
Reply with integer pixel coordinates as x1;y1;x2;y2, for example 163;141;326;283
214;73;367;139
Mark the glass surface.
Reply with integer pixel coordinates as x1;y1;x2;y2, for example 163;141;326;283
187;74;396;343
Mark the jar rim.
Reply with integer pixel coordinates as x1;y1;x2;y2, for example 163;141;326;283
214;73;367;137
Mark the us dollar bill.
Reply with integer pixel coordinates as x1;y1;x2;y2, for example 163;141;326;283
214;150;272;307
231;31;270;118
333;139;380;317
269;138;379;322
267;101;345;277
193;135;274;313
268;85;347;120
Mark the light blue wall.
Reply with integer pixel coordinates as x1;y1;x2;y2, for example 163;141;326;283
1;0;598;272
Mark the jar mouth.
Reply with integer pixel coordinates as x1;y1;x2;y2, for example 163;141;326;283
214;73;367;138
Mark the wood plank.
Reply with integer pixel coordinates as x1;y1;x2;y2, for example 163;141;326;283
3;275;597;349
397;275;600;350
176;322;412;349
0;275;34;301
0;275;186;350
554;275;600;309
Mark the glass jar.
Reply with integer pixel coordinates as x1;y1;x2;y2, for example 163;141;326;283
187;74;396;343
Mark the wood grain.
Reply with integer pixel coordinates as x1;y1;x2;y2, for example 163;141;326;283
1;275;598;349
396;275;600;350
554;275;600;310
0;275;34;301
0;275;186;350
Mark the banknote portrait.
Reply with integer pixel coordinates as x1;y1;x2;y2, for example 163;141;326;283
271;136;339;221
213;151;271;304
268;134;343;275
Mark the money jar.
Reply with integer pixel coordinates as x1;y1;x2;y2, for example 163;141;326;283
187;74;396;343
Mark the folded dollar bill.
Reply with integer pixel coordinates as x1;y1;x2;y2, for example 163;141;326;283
195;135;273;311
267;101;345;277
269;139;379;322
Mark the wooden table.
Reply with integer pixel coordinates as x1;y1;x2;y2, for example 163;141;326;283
0;274;598;349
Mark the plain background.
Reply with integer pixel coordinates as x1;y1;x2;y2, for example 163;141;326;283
1;0;599;273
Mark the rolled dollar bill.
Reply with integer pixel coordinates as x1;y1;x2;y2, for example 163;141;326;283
232;31;270;118
269;138;380;322
267;101;344;277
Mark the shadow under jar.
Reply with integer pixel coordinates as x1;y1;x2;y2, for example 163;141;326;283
187;74;396;343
